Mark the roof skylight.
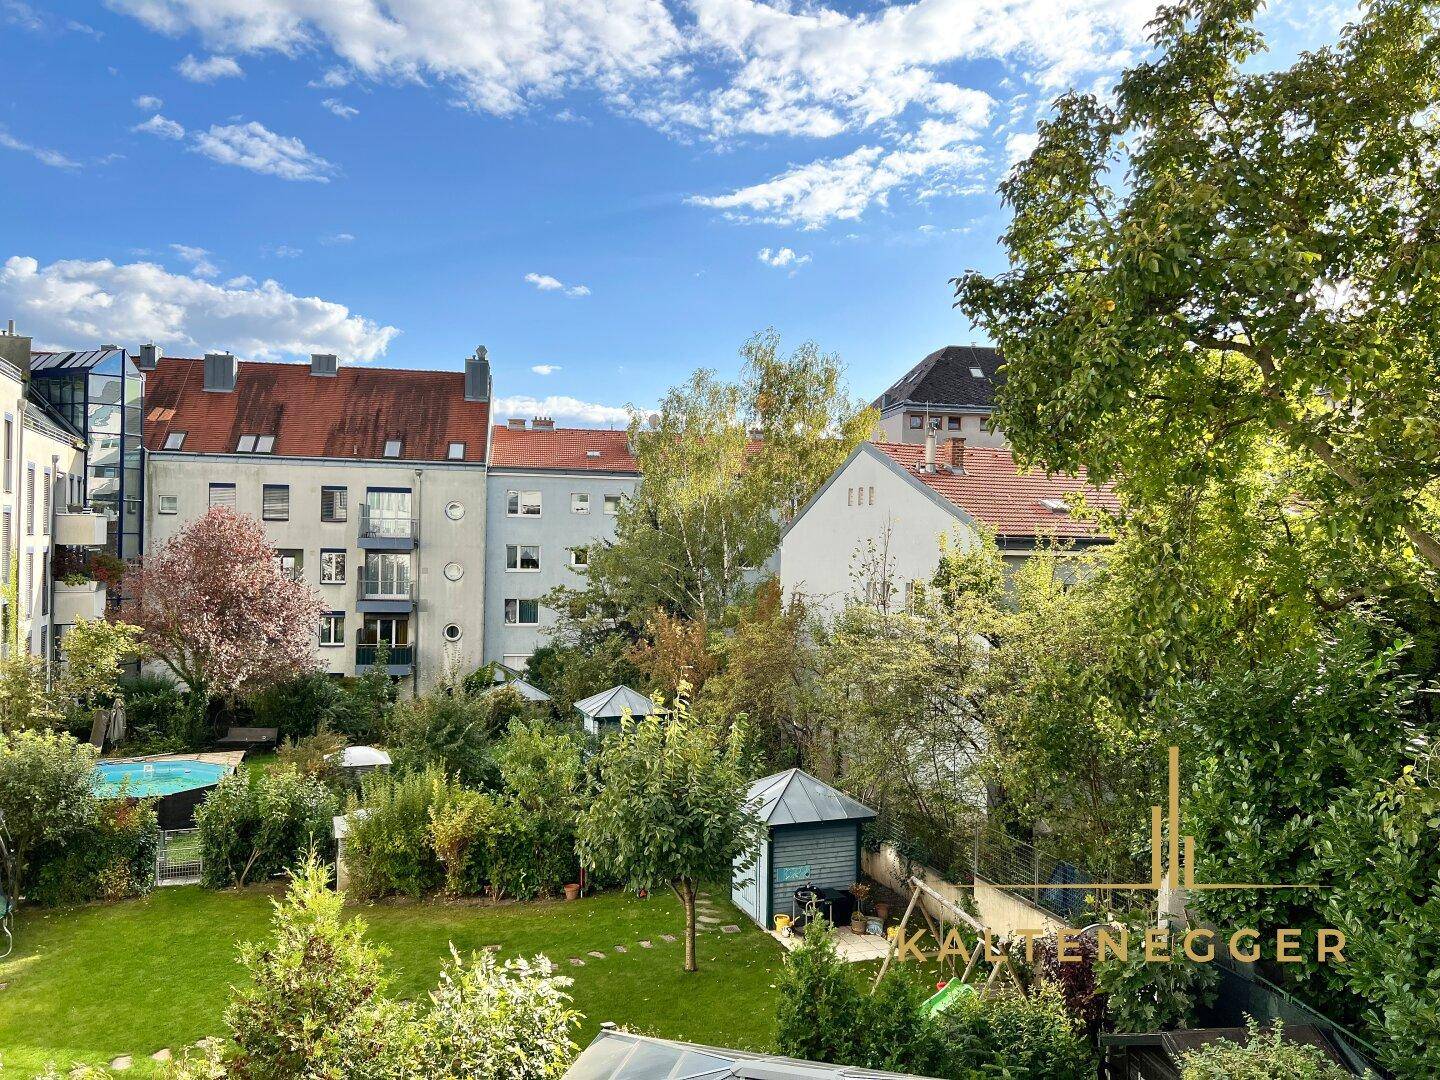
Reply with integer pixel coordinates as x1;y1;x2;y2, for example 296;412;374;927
383;439;402;458
164;432;186;450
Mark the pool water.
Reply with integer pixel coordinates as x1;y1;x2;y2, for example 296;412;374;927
93;759;229;798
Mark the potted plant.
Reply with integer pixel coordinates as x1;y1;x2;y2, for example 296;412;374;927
564;882;581;901
850;909;867;934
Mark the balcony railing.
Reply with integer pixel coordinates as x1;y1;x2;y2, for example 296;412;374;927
356;644;414;668
358;506;418;541
356;576;414;602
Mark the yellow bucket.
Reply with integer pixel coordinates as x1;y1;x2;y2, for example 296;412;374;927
774;914;793;934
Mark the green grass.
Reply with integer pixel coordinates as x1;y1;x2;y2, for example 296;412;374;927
0;885;784;1076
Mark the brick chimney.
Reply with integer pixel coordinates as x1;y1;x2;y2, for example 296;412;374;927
946;436;967;472
507;417;527;430
531;416;555;431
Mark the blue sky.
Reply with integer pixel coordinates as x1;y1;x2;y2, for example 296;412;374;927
2;0;1345;424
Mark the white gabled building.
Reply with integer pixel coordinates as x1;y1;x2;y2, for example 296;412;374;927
778;433;1118;620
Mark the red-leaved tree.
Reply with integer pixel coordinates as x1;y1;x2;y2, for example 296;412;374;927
125;507;327;699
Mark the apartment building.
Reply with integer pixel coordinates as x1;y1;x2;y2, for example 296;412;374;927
143;349;493;691
873;345;1008;448
483;420;638;669
0;326;108;663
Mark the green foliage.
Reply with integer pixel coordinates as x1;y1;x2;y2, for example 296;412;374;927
55;618;144;717
524;632;641;719
194;768;337;888
275;723;348;792
116;673;195;752
0;654;61;732
1179;1019;1352;1080
1093;914;1221;1033
28;798;159;906
429;783;497;896
383;685;500;787
248;671;342;742
330;662;397;744
577;691;762;971
935;983;1094;1080
0;729;98;882
345;767;451;900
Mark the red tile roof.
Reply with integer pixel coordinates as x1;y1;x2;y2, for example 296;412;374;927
143;357;490;462
489;425;638;473
871;441;1118;540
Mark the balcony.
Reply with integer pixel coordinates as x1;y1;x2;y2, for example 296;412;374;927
54;579;107;624
356;643;414;676
358;507;418;551
54;511;108;548
356;576;415;614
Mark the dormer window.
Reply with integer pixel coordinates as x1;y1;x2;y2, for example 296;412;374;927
448;442;465;460
164;432;186;450
383;439;402;458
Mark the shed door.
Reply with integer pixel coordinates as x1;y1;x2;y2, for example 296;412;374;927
769;823;860;922
732;837;768;927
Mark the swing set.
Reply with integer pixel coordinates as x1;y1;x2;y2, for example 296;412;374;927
870;875;1026;1010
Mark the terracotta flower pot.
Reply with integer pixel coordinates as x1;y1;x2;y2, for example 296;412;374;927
874;902;891;923
564;883;581;901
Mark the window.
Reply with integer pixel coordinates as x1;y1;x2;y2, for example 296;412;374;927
603;494;622;515
319;613;345;646
159;495;178;515
41;471;49;534
585;449;601;459
1;512;10;587
40;558;48;616
504;598;540;625
383;439;402;458
908;415;923;429
209;483;236;509
164;432;186;450
571;492;590;514
506;544;540;571
447;442;465;460
262;484;290;521
321;486;348;522
868;486;875;505
2;417;11;493
320;549;347;584
969;366;985;378
507;490;541;517
359;615;409;647
235;435;256;453
255;435;275;453
274;549;304;581
502;653;531;671
25;467;34;536
569;547;589;569
847;487;853;506
363;489;412;537
947;416;961;430
442;622;462;642
363;552;411;596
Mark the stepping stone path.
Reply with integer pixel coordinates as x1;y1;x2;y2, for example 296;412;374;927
588;950;607;959
661;934;677;942
720;925;741;934
108;1056;132;1071
697;915;720;925
638;939;653;948
568;957;586;967
151;1050;172;1063
613;945;628;954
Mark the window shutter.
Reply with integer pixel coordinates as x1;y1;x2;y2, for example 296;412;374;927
263;485;290;520
209;484;236;509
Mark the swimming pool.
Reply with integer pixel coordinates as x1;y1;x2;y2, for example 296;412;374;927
93;759;230;799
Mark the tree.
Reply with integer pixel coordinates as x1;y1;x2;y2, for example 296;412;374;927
0;729;97;884
124;507;326;700
626;610;719;697
0;653;60;732
56;617;144;717
576;691;762;971
956;0;1440;583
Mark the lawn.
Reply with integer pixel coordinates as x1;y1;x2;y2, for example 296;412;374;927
0;884;785;1077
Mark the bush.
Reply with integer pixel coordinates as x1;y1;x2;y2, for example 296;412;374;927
28;798;159;905
249;671;343;742
1093;913;1221;1033
384;688;499;787
276;724;348;792
117;674;199;752
1033;930;1107;1035
936;983;1094;1080
0;729;98;882
345;767;451;900
195;768;337;887
1179;1019;1351;1080
330;665;396;744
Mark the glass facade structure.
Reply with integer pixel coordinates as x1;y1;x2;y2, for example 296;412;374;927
29;348;145;558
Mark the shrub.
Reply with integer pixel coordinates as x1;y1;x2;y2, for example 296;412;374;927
249;671;342;742
276;724;347;791
384;689;498;787
195;768;337;887
1093;913;1221;1033
330;664;396;744
1179;1019;1351;1080
0;729;98;882
28;797;159;905
936;983;1094;1080
1033;930;1107;1035
429;785;497;897
489;723;583;896
345;767;451;900
116;674;195;752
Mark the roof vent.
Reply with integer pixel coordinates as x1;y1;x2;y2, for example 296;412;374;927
203;351;237;393
532;416;555;431
136;343;161;371
310;352;338;377
507;417;527;430
465;345;491;403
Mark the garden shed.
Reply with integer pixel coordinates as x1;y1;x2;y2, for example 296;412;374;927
732;768;876;930
573;685;666;735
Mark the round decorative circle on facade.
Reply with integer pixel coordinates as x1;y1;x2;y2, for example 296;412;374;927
444;500;465;521
443;561;464;581
443;622;462;642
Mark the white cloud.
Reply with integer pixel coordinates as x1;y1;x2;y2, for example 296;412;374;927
170;243;218;278
531;363;561;375
133;94;163;110
525;272;590;297
132;113;186;140
192;121;334;182
1005;130;1039;163
0;254;398;361
0;127;80;169
322;98;359;119
176;53;243;82
321;232;355;244
493;394;630;427
757;246;810;268
264;244;303;258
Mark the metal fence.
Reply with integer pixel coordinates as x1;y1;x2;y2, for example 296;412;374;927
156;828;203;886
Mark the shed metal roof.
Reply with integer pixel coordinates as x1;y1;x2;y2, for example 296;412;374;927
565;1030;940;1079
573;685;665;720
747;769;876;827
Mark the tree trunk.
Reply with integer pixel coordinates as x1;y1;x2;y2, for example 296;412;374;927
682;879;698;972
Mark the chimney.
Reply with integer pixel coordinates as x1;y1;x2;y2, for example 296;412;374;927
310;352;338;377
946;436;967;472
531;416;554;431
0;320;32;374
923;421;938;472
507;417;527;430
203;351;237;392
135;343;161;371
465;345;491;403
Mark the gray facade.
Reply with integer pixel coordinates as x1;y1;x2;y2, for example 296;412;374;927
483;467;636;668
